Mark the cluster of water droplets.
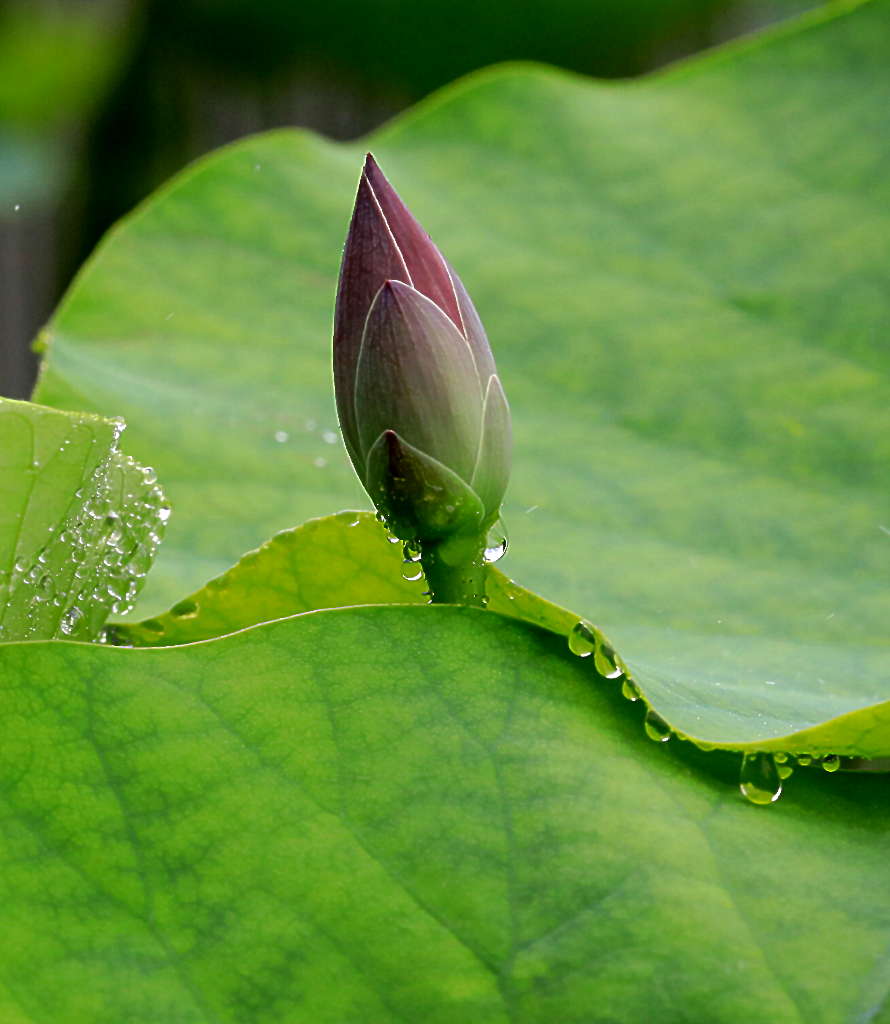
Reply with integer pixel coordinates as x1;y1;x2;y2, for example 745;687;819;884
565;618;847;805
376;513;509;604
1;422;169;644
737;750;845;804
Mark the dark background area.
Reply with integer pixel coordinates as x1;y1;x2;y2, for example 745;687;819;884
0;0;822;400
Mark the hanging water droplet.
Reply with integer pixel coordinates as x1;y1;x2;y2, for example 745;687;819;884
158;504;172;524
643;707;671;743
739;752;782;804
796;754;813;766
483;517;508;564
274;430;289;443
567;620;596;658
142;467;157;485
621;678;641;702
401;566;423;582
171;599;199;619
59;606;83;636
594;642;623;679
821;755;841;773
386;534;400;545
777;762;794;780
141;619;166;635
402;543;421;563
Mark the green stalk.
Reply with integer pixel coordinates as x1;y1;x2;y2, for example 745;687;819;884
420;539;488;607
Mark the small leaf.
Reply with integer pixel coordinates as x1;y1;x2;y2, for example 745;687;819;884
0;398;168;641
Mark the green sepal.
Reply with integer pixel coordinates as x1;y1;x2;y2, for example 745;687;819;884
364;429;485;542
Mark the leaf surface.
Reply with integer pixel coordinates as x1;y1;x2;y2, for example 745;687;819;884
34;5;890;743
1;606;889;1023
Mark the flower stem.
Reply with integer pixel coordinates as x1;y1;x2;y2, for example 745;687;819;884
420;540;488;607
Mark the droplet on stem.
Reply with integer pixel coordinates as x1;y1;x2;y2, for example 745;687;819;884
483;517;508;564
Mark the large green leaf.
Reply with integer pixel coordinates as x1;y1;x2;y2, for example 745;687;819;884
112;511;890;758
0;398;167;641
35;1;890;748
1;606;888;1022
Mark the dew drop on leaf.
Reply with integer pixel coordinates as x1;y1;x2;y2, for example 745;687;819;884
594;641;623;679
402;542;421;563
59;606;83;636
739;752;782;805
171;599;199;619
567;619;596;658
821;755;841;773
621;678;641;702
643;707;671;743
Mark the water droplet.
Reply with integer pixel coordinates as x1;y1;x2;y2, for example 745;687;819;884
59;606;83;636
594;642;623;679
796;754;813;766
141;619;165;634
348;519;360;527
171;599;199;619
13;558;27;573
274;430;289;443
401;566;423;582
386;534;400;545
37;575;53;594
621;678;641;702
567;620;596;658
777;763;794;780
158;504;172;524
402;543;421;563
313;457;327;468
483;517;508;564
821;755;841;773
739;752;782;804
643;707;671;743
322;430;338;445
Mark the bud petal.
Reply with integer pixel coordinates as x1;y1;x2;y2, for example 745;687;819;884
334;172;411;464
447;260;496;384
470;374;512;521
354;280;482;483
362;155;462;330
365;430;485;541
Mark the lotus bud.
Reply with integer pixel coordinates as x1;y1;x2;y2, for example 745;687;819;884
333;154;511;556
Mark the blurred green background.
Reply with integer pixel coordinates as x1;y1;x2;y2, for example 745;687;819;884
0;0;824;400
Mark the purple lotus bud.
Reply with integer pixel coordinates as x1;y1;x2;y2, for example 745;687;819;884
334;154;511;543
